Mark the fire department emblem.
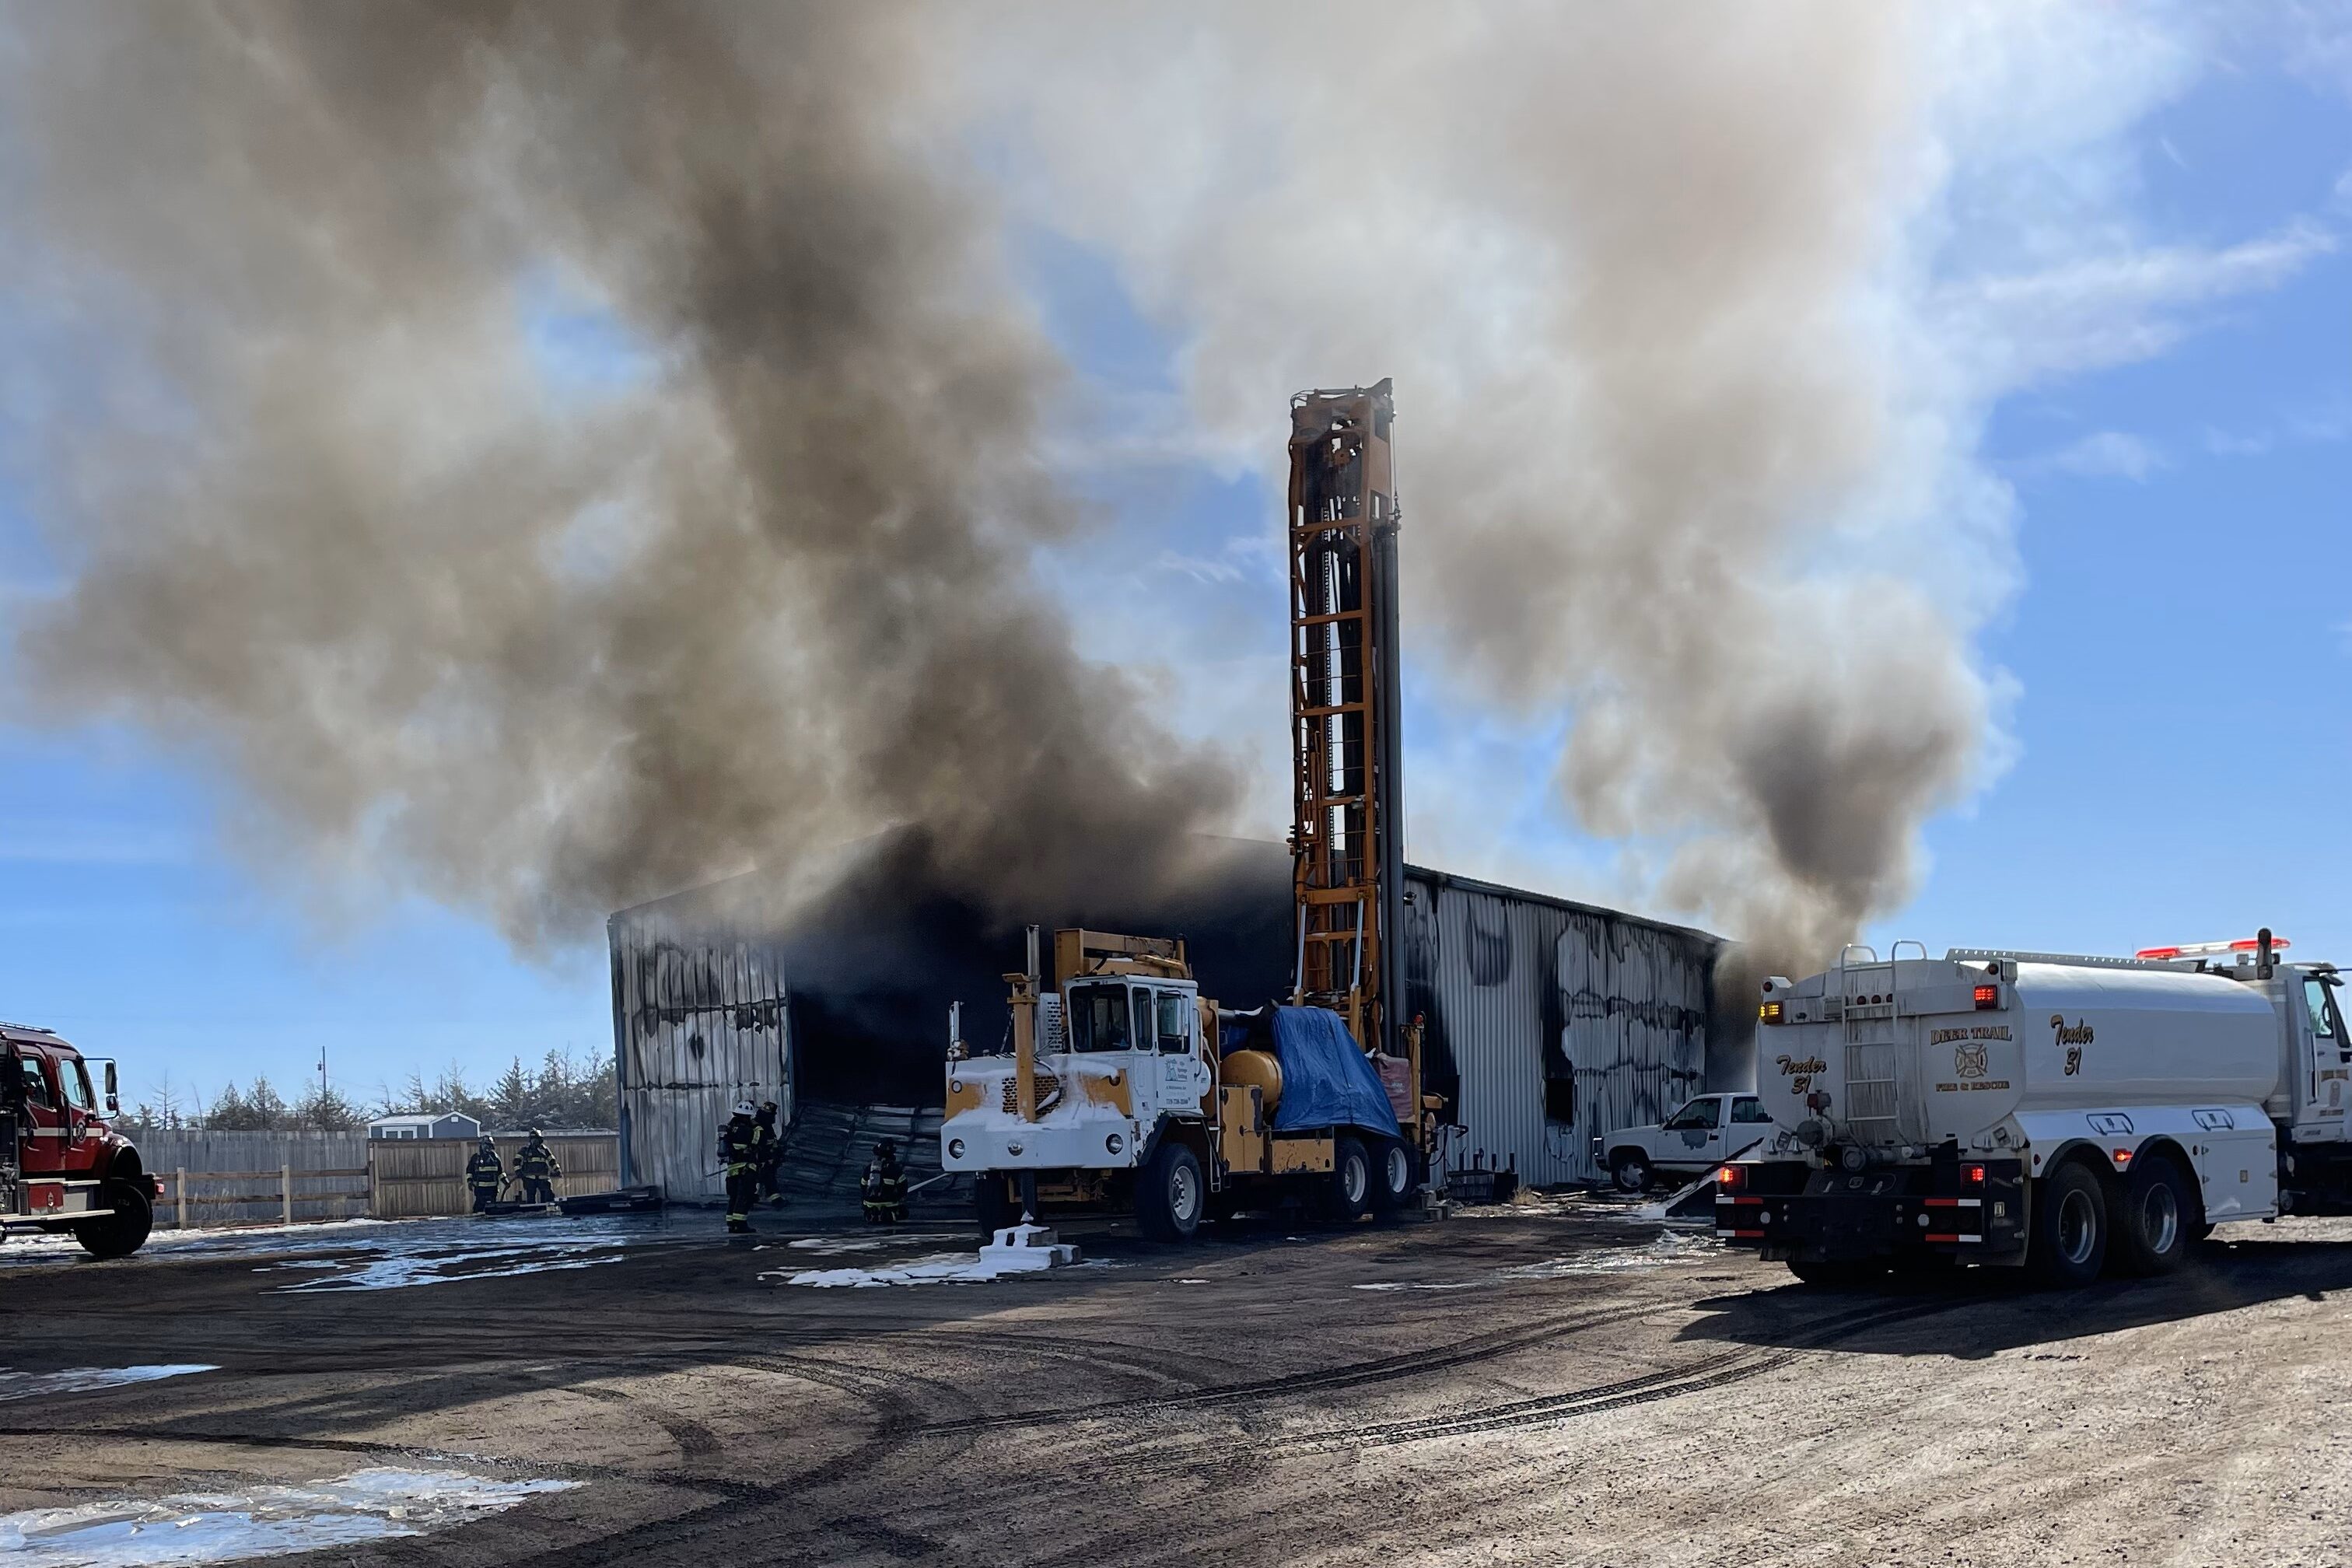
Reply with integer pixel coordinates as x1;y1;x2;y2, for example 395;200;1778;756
1954;1041;1989;1080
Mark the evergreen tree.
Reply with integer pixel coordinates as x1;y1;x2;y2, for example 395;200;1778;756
292;1080;362;1131
207;1081;266;1130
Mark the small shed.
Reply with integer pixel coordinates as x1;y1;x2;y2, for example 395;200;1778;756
367;1112;482;1142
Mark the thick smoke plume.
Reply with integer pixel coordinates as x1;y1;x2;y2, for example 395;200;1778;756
7;5;2018;975
0;4;1239;945
956;4;2006;969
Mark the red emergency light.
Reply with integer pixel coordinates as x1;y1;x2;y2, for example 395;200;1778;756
2136;936;2291;961
1972;983;2000;1010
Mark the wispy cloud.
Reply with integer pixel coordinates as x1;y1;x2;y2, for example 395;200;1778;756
2019;429;2167;482
2202;394;2352;459
1938;221;2339;387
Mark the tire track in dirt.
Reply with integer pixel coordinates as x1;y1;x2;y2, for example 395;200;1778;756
909;1299;1671;1437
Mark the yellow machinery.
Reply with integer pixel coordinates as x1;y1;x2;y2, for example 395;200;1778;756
941;383;1443;1238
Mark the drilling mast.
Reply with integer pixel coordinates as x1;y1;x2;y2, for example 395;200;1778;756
1286;380;1405;1060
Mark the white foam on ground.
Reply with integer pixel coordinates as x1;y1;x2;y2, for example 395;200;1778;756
1502;1230;1717;1277
0;1366;215;1402
0;1467;576;1566
785;1232;967;1256
277;1241;624;1293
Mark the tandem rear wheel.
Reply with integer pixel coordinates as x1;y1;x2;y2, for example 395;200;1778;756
2028;1160;2109;1287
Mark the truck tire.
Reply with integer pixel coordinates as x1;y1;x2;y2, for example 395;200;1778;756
75;1178;153;1261
975;1174;1018;1237
1610;1150;1652;1193
2116;1153;2193;1276
1328;1136;1374;1224
1136;1143;1205;1242
1370;1140;1416;1213
2028;1160;2109;1287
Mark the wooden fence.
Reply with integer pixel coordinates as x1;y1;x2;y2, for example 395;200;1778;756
159;1165;369;1229
367;1132;620;1219
129;1129;619;1227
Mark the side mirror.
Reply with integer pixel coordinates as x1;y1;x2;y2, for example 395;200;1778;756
102;1060;120;1115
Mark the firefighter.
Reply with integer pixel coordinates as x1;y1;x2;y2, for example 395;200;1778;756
719;1101;769;1234
754;1099;785;1206
515;1128;562;1205
861;1138;908;1226
465;1136;504;1214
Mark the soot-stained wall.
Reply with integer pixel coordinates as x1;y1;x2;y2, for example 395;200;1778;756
1400;867;1742;1187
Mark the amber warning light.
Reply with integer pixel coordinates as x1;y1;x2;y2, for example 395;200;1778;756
1759;1000;1785;1025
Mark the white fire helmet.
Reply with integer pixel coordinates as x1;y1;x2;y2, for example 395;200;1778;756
733;1100;756;1118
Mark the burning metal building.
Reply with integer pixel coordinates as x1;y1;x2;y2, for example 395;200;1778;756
608;831;1745;1201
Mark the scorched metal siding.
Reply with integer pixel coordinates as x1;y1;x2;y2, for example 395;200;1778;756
608;913;791;1203
1402;866;1722;1188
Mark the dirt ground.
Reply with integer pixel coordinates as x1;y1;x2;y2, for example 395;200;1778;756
4;1199;2350;1567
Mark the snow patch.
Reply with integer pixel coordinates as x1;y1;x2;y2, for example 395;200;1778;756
0;1365;215;1402
0;1467;576;1566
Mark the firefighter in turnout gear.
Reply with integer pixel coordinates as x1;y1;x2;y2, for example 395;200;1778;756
719;1101;769;1234
862;1139;908;1225
754;1099;784;1206
515;1129;562;1205
466;1137;504;1214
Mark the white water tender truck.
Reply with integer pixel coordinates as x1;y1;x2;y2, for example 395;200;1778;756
1720;932;2352;1286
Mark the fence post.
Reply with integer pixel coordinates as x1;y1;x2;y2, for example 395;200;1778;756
282;1164;293;1225
175;1167;187;1230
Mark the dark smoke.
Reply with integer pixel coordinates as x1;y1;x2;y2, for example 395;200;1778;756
0;3;1239;946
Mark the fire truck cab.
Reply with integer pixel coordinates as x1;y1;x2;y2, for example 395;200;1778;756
2;1022;159;1258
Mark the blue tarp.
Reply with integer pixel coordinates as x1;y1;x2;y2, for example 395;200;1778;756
1223;1006;1401;1138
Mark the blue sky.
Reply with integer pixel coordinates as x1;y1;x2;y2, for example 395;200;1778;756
2;10;2347;1111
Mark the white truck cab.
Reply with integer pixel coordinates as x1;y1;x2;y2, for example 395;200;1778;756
1602;1093;1774;1192
943;970;1214;1180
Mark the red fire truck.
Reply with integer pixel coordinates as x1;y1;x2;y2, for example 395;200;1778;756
2;1022;159;1258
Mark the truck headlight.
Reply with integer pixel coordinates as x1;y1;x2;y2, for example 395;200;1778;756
1106;1133;1124;1154
947;1139;965;1160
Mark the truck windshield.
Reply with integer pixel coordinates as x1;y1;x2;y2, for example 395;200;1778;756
58;1059;94;1111
1065;984;1133;1053
2309;977;2345;1043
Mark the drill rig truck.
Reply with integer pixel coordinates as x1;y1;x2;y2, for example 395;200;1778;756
940;382;1442;1237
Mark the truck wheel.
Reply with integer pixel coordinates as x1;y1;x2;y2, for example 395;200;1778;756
2028;1160;2109;1287
1610;1150;1652;1193
75;1178;153;1261
1328;1136;1374;1224
1786;1258;1886;1289
1136;1143;1205;1242
1370;1140;1416;1213
975;1174;1018;1238
2116;1153;2193;1276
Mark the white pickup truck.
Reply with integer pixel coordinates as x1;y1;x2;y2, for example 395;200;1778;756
1602;1093;1774;1192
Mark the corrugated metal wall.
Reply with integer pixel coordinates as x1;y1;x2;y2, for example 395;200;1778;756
1402;867;1720;1187
367;1133;619;1219
607;913;791;1202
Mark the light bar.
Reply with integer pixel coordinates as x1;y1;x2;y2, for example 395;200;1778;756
2136;937;2291;961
